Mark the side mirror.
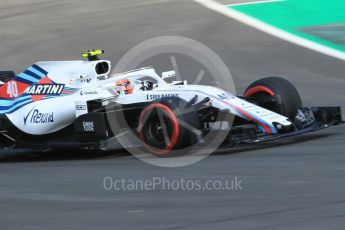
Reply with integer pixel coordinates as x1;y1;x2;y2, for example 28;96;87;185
161;71;176;80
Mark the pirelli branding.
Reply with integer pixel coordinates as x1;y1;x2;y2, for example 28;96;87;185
24;84;65;95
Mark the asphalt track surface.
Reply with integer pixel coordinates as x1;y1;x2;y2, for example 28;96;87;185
1;0;345;229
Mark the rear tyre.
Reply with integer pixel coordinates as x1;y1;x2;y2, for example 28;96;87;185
0;71;15;83
138;97;201;156
244;76;302;120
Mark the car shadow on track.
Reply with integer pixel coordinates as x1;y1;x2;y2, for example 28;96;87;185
0;149;130;163
214;133;338;155
0;132;338;163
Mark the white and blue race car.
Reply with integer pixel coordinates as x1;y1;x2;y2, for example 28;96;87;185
0;50;342;155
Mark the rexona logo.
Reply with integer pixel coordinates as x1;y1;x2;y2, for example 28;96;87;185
24;84;65;95
24;108;54;125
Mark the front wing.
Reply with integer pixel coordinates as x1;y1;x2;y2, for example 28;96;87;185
219;106;342;148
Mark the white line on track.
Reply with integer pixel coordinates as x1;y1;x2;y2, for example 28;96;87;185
194;0;345;61
226;0;284;7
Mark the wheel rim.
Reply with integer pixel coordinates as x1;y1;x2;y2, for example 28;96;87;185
139;103;180;156
245;85;283;115
244;85;275;97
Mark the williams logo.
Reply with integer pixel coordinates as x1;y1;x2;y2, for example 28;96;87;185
24;84;65;95
24;108;54;125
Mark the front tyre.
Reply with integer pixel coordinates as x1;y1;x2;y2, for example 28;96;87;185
244;76;302;120
138;97;201;156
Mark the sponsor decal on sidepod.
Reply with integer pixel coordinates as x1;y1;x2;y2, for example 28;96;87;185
24;84;65;95
24;107;54;125
75;105;87;111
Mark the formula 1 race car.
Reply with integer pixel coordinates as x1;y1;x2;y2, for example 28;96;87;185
0;50;342;155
